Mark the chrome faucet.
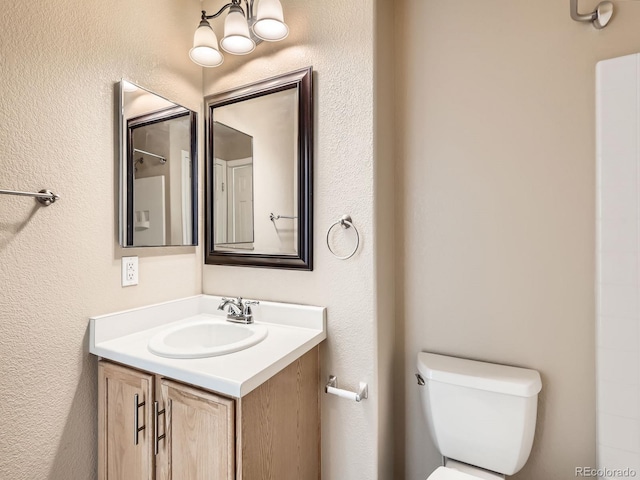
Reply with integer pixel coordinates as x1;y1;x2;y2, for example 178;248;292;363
217;297;259;324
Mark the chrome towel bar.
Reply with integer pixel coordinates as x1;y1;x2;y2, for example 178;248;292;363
0;188;60;206
270;212;298;221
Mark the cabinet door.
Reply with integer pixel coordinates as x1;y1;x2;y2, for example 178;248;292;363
156;379;235;480
98;361;155;480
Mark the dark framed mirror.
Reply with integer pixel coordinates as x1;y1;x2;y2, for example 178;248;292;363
204;67;313;269
119;80;198;247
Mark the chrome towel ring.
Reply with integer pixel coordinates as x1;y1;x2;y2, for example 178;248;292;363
326;215;360;260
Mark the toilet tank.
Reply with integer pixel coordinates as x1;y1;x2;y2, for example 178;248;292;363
416;353;542;475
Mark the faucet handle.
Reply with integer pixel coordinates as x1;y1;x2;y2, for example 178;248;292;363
243;300;260;316
217;297;229;310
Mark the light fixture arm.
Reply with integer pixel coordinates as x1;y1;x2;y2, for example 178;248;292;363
247;0;256;21
201;0;262;43
202;3;236;21
202;0;264;48
202;0;256;21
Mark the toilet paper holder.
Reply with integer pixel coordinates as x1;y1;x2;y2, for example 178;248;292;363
325;375;368;402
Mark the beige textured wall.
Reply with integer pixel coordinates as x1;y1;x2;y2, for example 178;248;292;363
375;0;396;478
396;1;640;479
0;1;202;479
200;0;383;478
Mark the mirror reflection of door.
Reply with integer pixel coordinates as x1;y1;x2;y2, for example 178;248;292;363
228;159;253;243
213;122;254;248
180;150;193;245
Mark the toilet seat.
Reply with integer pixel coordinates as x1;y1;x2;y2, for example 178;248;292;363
427;467;484;480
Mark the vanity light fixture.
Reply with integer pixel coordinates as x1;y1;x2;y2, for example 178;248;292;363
189;0;289;68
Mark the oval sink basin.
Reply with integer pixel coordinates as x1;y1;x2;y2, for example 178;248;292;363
148;318;268;359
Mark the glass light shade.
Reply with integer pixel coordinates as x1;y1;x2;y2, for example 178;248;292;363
189;22;224;67
253;0;289;41
220;10;255;55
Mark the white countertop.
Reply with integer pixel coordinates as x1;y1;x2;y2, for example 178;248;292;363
89;295;326;397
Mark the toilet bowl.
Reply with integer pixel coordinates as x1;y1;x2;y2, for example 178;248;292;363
416;353;542;479
428;466;480;480
427;460;505;480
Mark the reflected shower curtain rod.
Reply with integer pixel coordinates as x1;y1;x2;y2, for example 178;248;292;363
134;148;166;163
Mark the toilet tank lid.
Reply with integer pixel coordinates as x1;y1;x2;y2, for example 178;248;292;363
417;352;542;397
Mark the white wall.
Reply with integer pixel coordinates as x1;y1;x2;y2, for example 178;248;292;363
201;0;385;478
396;1;640;479
0;1;202;478
169;118;191;244
374;0;396;477
596;53;640;473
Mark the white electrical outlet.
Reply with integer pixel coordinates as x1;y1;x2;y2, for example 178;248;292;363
121;256;139;287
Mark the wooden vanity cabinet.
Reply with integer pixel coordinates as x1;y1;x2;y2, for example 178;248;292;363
98;347;319;480
98;362;155;480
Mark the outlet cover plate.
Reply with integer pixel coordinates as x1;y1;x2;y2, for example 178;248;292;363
122;256;138;287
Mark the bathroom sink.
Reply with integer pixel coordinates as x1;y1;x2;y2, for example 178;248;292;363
148;317;268;359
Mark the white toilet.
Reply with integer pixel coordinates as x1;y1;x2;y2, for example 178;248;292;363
416;352;542;480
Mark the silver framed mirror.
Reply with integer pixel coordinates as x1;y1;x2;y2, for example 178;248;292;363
204;67;313;269
118;80;198;247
